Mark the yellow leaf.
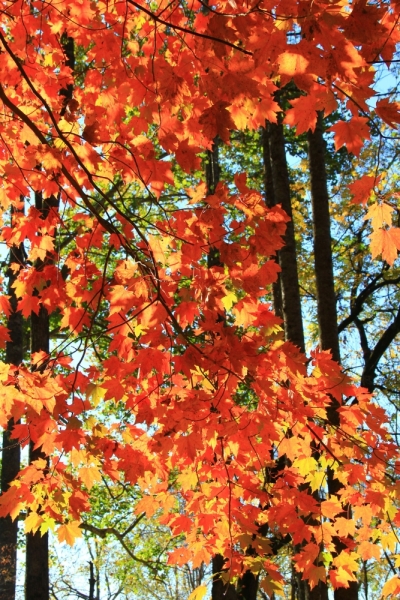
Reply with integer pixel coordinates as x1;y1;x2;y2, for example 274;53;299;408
381;531;397;552
278;51;309;76
382;576;400;598
364;202;393;228
293;456;317;477
86;383;106;408
57;521;82;546
177;469;198;492
43;53;53;67
78;466;102;490
221;291;237;311
332;551;359;573
40;516;56;535
306;470;326;493
25;512;44;534
134;323;147;337
188;585;208;600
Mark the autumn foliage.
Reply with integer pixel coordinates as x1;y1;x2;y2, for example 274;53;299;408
0;0;399;596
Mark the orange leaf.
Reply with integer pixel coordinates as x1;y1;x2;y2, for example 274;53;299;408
357;540;381;561
57;521;82;546
364;202;393;228
199;101;235;144
382;576;400;598
284;95;318;134
329;117;371;156
78;466;102;490
369;227;400;265
376;98;400;128
320;498;342;519
348;175;378;206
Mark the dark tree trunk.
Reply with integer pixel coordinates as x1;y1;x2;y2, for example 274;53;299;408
308;113;340;364
25;193;51;600
0;206;25;600
262;124;283;320
212;555;238;600
268;120;305;352
308;114;358;600
89;561;96;600
263;119;311;600
25;513;49;600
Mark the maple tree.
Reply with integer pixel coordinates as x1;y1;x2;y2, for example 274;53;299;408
0;0;400;599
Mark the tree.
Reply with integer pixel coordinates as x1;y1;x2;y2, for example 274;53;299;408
0;204;24;600
0;0;400;598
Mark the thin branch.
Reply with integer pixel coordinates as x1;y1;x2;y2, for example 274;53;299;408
126;0;253;56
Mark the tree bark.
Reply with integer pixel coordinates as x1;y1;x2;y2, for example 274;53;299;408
0;205;25;600
262;124;283;320
308;114;358;600
308;113;340;364
25;193;51;600
268;120;305;352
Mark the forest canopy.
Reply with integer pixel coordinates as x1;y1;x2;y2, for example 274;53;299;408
0;0;400;599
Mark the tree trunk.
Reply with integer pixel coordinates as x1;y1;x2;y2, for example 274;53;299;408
308;113;340;364
308;114;358;600
268;120;305;352
264;119;311;600
0;206;25;600
262;124;283;320
25;194;51;600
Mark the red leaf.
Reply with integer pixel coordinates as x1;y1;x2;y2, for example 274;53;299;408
329;117;371;156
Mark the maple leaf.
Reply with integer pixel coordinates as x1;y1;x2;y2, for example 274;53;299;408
369;227;400;265
308;566;326;590
86;383;106;408
0;324;11;348
376;98;400;129
167;547;192;566
35;147;63;172
199;101;235;144
334;517;355;538
78;466;102;490
348;175;378;205
0;294;11;317
188;585;207;600
57;521;83;546
329;117;371;156
175;139;201;172
25;511;44;534
135;495;159;518
320;498;342;519
382;576;400;598
284;95;318;134
364;202;393;229
108;285;136;315
17;295;41;318
357;540;381;561
221;291;237;311
277;51;309;80
329;567;357;589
